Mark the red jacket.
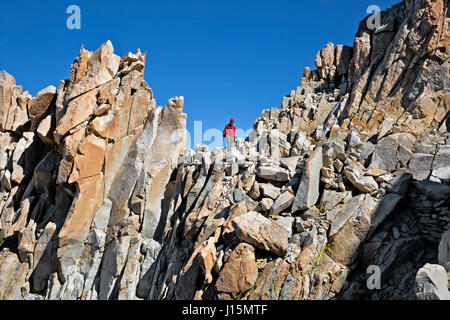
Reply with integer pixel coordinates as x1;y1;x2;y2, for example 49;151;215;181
223;124;236;137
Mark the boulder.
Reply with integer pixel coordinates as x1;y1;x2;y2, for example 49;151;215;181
36;115;55;144
292;147;322;211
315;42;335;72
280;156;299;172
415;264;450;300
343;161;378;193
259;198;274;213
367;133;414;175
226;161;239;176
232;211;290;256
215;243;258;299
432;147;450;180
259;183;281;200
248;181;260;200
29;86;56;120
386;172;413;196
275;216;294;236
327;195;378;265
247;258;290;300
255;166;290;182
319;189;352;212
270;191;295;216
316;99;332;126
409;153;434;180
328;195;367;237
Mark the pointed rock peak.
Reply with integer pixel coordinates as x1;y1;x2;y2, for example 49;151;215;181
166;96;184;112
68;41;121;99
118;46;147;77
315;42;335;69
0;70;16;85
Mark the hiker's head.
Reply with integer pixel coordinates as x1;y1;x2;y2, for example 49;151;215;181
230;118;234;125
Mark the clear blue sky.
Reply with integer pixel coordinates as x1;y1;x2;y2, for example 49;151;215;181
0;0;397;147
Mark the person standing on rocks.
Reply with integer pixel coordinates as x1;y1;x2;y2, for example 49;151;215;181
223;118;236;152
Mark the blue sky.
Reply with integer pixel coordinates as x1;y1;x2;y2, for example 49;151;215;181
0;0;397;147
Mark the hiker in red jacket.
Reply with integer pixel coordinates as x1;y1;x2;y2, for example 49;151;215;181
223;118;236;151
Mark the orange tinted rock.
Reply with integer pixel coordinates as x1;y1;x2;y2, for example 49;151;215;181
56;126;84;184
0;250;28;300
0;71;30;131
68;41;120;99
57;173;104;281
68;134;107;183
54;88;98;141
215;243;258;299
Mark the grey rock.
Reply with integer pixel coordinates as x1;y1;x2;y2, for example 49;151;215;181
233;188;246;203
259;198;274;212
319;189;352;212
280;157;299;172
33;151;58;194
386;173;413;196
226;162;239;176
348;131;363;148
368;135;399;173
343;161;378;193
194;144;208;152
0;146;8;171
292;147;322;212
232;211;290;256
270;191;295;216
412;180;450;201
255;166;290;182
366;193;403;239
259;183;281;200
270;107;279;120
335;44;353;76
415;264;450;300
328;194;367;237
92;199;113;231
98;236;131;300
275;216;294;236
392;227;400;240
439;231;450;267
409;153;434;180
432;149;450;180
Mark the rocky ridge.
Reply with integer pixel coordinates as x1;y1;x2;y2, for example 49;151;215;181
0;0;449;300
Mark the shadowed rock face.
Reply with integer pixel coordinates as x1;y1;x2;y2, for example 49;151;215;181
0;0;449;300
